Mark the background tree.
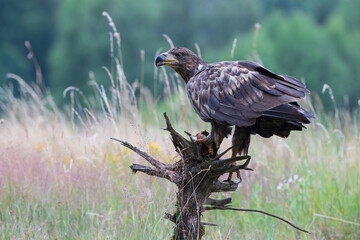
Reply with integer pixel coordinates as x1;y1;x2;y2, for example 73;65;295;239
0;0;58;87
1;0;359;109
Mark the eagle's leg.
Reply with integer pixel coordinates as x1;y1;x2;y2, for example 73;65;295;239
210;122;232;157
226;127;251;182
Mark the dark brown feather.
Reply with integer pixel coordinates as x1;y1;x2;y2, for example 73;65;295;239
156;47;314;157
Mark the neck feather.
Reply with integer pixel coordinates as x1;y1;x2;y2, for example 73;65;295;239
172;58;207;83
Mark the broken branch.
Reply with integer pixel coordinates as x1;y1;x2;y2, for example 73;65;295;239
204;206;310;234
210;163;253;177
205;197;232;207
209;155;251;168
130;164;177;182
211;180;239;192
111;138;166;169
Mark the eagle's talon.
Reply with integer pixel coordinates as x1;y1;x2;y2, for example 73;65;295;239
224;177;241;183
222;178;240;184
225;164;242;182
236;170;242;182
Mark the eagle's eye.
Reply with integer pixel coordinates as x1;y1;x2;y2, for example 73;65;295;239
174;52;182;57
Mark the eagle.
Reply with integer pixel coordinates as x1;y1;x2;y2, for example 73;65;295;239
155;47;314;180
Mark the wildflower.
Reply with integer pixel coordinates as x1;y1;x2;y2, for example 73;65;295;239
149;142;161;154
35;142;45;152
64;155;71;165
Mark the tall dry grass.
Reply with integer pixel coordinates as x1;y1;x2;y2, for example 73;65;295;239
0;14;359;239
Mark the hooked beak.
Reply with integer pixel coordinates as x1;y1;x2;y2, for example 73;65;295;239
155;52;179;67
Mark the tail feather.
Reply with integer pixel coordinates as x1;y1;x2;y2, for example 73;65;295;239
252;102;314;138
262;102;314;124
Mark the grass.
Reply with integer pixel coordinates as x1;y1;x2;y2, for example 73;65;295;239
1;14;359;239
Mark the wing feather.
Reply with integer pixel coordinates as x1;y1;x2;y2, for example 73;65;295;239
274;82;305;98
187;60;311;127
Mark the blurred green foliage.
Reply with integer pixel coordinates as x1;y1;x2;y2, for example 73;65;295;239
1;0;359;109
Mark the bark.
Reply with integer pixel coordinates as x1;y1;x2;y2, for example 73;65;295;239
112;112;309;239
112;113;251;239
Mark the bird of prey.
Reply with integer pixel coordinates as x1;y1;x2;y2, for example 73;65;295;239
155;47;314;181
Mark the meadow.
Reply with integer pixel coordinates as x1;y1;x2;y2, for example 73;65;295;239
1;16;359;239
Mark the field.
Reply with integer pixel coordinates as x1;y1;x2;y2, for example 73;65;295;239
1;69;359;240
1;24;359;239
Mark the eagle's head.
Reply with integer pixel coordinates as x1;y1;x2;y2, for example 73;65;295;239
155;47;206;83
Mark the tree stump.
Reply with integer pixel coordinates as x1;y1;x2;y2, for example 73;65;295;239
112;113;309;239
113;113;251;239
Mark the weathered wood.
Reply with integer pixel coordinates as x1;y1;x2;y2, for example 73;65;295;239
210;180;239;192
112;113;250;239
205;197;232;207
112;112;309;239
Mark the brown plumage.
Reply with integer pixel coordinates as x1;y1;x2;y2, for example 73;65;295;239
156;47;314;179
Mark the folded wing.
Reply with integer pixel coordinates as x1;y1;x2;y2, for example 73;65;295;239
186;60;313;130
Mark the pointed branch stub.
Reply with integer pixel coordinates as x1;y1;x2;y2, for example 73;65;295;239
112;112;309;238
